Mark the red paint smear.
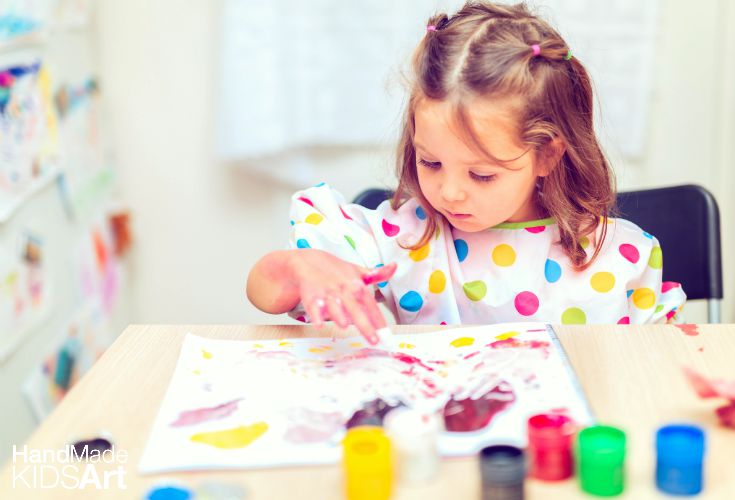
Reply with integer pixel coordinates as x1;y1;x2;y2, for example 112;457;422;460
170;398;241;427
675;324;700;336
337;348;435;372
464;351;481;360
488;338;550;350
716;402;735;428
443;381;515;432
297;196;314;207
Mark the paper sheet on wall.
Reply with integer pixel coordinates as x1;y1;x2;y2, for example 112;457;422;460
139;323;593;473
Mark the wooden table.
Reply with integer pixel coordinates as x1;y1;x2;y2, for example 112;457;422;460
2;324;734;499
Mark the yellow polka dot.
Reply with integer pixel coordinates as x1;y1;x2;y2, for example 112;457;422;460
632;288;656;309
409;244;430;262
450;337;475;347
561;307;586;325
492;244;516;267
435;227;441;240
648;246;663;269
590;272;615;293
429;270;446;293
202;349;213;359
580;236;590;250
495;331;520;340
305;213;324;225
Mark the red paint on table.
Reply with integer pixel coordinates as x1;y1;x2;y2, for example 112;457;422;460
170;398;242;427
443;381;515;432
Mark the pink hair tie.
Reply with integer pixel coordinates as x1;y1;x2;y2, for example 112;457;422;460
426;25;437;31
531;44;541;56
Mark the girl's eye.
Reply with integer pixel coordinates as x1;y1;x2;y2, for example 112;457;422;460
418;158;441;170
470;172;497;183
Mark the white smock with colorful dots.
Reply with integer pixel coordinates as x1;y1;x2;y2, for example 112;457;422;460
287;183;686;325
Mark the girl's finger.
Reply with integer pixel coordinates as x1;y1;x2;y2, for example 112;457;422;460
340;285;378;345
305;297;325;328
326;296;349;329
356;282;387;330
361;262;398;286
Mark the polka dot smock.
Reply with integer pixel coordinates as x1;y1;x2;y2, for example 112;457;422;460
287;183;686;325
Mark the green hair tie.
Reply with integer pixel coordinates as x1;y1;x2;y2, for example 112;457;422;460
564;49;573;61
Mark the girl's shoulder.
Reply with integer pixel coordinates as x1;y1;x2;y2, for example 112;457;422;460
590;217;662;258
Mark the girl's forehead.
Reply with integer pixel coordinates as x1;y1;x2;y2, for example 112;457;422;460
413;97;526;162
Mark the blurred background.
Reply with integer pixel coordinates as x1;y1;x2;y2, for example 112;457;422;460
1;0;733;464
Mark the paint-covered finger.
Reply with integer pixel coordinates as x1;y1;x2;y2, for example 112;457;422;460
354;282;387;329
361;262;398;286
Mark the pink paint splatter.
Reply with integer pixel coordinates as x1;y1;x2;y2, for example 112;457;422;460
464;351;481;360
675;324;700;336
683;366;735;429
284;408;343;444
170;398;242;427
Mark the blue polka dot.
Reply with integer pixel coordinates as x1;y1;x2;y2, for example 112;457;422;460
290;220;295;226
643;231;653;239
626;289;634;298
399;291;423;312
415;206;427;220
296;239;310;249
454;239;469;262
544;259;562;283
315;181;326;187
375;263;388;288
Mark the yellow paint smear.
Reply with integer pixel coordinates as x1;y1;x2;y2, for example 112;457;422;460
450;337;475;348
190;423;268;449
201;349;213;359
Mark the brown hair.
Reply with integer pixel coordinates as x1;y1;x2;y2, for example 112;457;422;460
392;1;615;270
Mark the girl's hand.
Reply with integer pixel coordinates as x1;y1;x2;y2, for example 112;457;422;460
288;249;397;345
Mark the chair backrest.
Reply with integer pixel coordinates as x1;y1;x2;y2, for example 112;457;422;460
615;184;722;301
352;184;723;301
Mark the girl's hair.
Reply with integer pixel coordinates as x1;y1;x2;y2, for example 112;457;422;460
392;1;615;270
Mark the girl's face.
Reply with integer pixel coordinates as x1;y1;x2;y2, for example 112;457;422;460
414;97;555;232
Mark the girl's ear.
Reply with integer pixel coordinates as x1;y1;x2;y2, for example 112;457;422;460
536;137;566;177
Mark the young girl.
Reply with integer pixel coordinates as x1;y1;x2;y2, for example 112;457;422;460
247;1;686;345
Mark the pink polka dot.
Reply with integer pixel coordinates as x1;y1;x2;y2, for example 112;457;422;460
297;197;314;207
514;291;539;316
661;281;680;293
382;219;400;237
525;226;546;234
619;244;639;263
666;310;677;321
340;206;353;220
440;321;447;325
617;316;630;324
296;316;307;323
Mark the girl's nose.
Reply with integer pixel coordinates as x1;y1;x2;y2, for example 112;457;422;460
440;178;467;202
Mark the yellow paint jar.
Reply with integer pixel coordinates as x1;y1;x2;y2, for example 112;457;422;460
342;426;392;500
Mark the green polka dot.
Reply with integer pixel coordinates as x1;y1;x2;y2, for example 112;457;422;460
561;307;586;325
648;246;662;269
655;304;664;314
463;281;487;302
345;235;356;250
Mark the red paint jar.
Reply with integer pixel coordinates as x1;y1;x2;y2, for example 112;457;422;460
527;413;575;481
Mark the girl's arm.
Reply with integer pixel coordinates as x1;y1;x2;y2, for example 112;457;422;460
247;249;397;344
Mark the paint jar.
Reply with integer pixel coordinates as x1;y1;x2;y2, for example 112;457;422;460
479;445;526;500
384;407;442;484
656;424;705;495
578;425;626;496
342;426;392;500
527;413;575;481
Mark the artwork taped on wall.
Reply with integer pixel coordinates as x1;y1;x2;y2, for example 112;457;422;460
139;323;593;473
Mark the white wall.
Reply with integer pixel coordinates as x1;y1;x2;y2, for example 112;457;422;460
95;0;734;326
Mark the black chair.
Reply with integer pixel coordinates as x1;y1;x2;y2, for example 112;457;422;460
353;184;723;322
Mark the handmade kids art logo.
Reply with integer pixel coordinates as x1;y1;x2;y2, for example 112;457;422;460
11;444;128;490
